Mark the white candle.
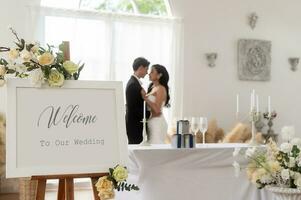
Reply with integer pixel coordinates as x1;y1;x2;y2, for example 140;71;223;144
143;101;146;120
252;89;255;109
268;96;271;115
256;95;259;112
236;94;239;113
250;93;253;111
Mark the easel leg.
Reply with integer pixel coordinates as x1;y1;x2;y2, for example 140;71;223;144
91;177;101;200
35;179;46;200
65;178;74;200
57;179;65;200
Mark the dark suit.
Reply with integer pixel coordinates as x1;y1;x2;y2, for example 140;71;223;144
125;76;148;144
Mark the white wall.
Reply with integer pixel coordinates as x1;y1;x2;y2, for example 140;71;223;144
170;0;301;135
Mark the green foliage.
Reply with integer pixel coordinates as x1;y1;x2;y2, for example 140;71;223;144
15;39;25;51
292;145;300;158
117;181;139;191
135;0;167;15
93;0;167;16
0;58;8;66
109;167;114;176
95;0;134;13
26;43;34;52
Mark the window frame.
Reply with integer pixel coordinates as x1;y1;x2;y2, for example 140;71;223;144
41;0;173;17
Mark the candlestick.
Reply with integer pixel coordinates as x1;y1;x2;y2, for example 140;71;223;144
140;101;150;146
252;89;255;110
143;101;146;120
256;95;259;112
268;96;271;116
250;93;253;111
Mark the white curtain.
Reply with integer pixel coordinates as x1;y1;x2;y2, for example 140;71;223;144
28;5;184;125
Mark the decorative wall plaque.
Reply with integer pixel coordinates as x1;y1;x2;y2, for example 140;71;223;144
238;39;271;81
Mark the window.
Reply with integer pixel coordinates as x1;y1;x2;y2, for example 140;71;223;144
41;0;171;16
39;0;179;124
43;15;173;84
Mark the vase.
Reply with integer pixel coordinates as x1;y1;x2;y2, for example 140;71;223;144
265;186;301;200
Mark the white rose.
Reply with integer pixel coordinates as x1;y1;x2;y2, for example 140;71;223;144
298;160;301;167
112;165;128;182
297;157;301;167
8;48;19;60
48;69;64;87
293;172;301;179
63;61;78;75
20;50;32;62
280;142;293;154
15;65;27;74
294;176;301;188
281;126;295;142
291;138;301;147
38;52;54;66
29;68;44;87
281;169;290;180
260;174;273;184
0;65;6;76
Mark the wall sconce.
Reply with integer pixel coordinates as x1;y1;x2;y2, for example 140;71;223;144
205;53;218;67
249;12;258;30
288;57;299;71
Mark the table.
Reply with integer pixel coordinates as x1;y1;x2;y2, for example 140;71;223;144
124;144;272;200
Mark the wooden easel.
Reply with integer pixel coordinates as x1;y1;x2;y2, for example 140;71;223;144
31;173;109;200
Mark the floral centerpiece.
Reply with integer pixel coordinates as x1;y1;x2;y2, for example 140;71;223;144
95;165;139;200
0;28;84;87
233;126;301;199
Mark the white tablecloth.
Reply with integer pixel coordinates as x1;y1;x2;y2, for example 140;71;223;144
119;144;272;200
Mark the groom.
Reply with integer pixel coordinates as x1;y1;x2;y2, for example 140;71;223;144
125;57;150;144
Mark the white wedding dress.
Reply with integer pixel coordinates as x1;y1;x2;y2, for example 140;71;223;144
147;95;167;144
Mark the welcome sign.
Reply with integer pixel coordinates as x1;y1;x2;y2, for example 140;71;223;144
6;79;128;178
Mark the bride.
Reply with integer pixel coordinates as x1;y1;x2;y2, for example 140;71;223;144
142;64;170;144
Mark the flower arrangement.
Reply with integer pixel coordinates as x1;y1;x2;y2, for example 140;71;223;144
95;165;139;200
233;126;301;190
0;28;84;87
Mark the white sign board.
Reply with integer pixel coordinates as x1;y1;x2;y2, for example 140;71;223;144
6;79;128;178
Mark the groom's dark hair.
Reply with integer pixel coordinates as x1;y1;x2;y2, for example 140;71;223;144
132;57;150;71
